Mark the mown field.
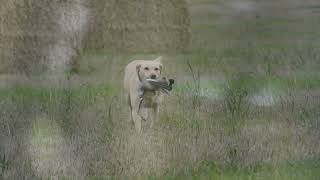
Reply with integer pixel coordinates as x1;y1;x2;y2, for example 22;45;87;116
1;0;320;179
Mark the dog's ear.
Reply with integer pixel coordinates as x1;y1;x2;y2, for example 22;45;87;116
159;64;163;74
154;56;162;64
136;64;142;81
154;56;163;73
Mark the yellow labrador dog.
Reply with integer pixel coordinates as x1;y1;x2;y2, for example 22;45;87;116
124;56;163;132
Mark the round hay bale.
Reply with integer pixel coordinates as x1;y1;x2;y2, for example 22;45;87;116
84;0;191;52
0;0;190;74
0;0;90;74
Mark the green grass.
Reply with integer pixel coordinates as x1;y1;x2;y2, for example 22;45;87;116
0;84;118;105
188;0;218;4
299;5;320;10
225;75;320;92
148;160;320;180
174;74;320;97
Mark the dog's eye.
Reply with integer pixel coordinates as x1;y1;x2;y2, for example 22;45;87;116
155;68;159;71
144;67;149;70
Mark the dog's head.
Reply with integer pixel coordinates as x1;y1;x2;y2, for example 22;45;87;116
136;56;162;81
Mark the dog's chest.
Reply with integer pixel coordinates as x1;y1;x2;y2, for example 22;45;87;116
142;91;159;107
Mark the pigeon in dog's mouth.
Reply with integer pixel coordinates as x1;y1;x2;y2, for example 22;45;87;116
138;77;175;112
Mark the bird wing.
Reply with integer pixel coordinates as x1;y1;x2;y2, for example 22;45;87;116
146;79;171;90
159;88;170;95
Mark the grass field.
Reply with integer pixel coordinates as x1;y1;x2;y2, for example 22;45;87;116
1;0;320;179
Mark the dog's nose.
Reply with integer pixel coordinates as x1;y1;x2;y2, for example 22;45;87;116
150;75;157;79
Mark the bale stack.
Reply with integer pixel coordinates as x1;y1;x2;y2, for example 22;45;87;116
0;0;190;74
85;0;191;52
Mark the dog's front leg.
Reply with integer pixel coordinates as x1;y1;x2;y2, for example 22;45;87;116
131;96;143;132
127;94;133;123
151;104;159;128
132;110;142;132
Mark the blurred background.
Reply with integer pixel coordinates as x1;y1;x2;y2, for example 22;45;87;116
0;0;319;179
